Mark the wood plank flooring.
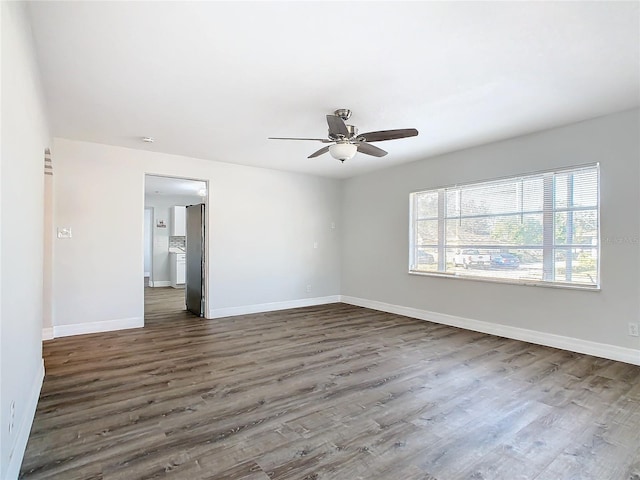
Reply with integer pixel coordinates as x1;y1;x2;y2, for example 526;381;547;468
20;288;640;479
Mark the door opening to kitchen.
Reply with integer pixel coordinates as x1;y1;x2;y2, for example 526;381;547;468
143;175;208;324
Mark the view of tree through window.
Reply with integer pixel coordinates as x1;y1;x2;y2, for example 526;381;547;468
409;164;599;288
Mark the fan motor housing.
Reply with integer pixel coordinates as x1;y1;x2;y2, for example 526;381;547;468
329;124;358;141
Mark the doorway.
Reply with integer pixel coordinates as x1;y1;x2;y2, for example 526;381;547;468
143;174;208;322
144;207;153;286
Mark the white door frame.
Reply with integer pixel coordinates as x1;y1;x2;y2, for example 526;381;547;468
143;174;209;320
144;207;153;282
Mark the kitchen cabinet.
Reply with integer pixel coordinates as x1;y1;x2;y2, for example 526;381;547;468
170;252;186;288
170;206;186;236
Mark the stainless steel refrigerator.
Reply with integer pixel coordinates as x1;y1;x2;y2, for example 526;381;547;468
185;203;205;316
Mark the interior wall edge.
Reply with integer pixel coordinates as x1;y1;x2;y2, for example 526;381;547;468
340;295;640;366
4;360;44;480
208;295;342;319
41;328;53;341
52;317;143;339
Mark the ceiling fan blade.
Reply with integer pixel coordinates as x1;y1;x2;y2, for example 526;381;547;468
269;137;331;143
358;128;419;142
356;142;388;157
326;115;349;138
308;146;330;158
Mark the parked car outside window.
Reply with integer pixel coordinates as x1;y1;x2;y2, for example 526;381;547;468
417;249;435;264
490;253;520;269
452;249;491;268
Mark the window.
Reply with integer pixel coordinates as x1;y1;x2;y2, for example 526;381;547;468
409;164;599;288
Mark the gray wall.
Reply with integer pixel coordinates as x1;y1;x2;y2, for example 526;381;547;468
342;109;640;351
1;3;51;478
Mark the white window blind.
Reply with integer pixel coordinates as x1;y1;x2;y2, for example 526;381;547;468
409;164;599;288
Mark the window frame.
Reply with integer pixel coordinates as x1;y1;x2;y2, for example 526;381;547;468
409;163;600;290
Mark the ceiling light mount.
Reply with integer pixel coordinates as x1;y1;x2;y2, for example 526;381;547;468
142;137;155;143
329;142;357;162
334;109;352;121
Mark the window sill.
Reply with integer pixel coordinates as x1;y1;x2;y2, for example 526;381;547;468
408;270;601;291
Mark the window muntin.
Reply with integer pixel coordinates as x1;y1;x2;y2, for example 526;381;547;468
409;165;599;288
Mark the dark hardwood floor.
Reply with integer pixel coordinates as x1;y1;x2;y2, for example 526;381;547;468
20;288;640;479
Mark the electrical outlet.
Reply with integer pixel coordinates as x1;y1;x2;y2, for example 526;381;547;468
629;322;639;337
9;401;15;434
306;285;312;293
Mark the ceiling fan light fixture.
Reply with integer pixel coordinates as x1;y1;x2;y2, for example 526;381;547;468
269;109;417;161
329;143;357;162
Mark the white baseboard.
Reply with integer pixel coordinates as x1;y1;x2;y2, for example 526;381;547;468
209;295;341;319
340;296;640;366
53;317;144;338
6;359;45;480
151;281;171;287
42;327;54;341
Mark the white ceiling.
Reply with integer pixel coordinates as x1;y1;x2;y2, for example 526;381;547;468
28;1;639;179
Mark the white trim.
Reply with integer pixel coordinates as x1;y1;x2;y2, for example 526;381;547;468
407;270;601;292
6;359;45;480
340;296;640;366
151;280;171;287
42;327;54;341
208;295;341;319
53;317;143;338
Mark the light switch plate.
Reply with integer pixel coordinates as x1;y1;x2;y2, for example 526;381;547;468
57;227;72;239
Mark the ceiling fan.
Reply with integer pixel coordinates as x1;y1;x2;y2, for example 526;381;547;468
269;109;419;162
